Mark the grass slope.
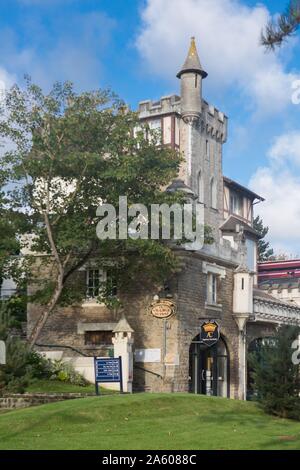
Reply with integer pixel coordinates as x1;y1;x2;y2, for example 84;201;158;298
26;379;96;394
25;379;116;395
0;394;300;450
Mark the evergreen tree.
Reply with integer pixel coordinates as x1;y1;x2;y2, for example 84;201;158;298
249;325;300;420
261;0;300;49
253;215;274;261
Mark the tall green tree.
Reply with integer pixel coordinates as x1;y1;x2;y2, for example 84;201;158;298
0;171;22;286
249;325;300;420
261;0;300;49
0;79;208;347
253;215;274;261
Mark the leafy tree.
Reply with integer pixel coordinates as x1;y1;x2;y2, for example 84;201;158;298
0;156;30;296
261;0;300;49
0;79;211;347
253;215;274;261
0;176;20;285
249;325;300;420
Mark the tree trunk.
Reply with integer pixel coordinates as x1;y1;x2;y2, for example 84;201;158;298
28;278;63;348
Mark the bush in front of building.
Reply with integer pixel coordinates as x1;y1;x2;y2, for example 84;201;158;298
0;336;33;394
0;345;89;394
0;302;89;394
0;300;32;394
48;360;89;387
249;325;300;420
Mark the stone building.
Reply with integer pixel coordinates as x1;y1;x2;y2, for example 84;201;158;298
27;38;300;400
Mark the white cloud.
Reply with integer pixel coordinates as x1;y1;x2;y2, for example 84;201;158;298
136;0;299;114
0;67;17;111
250;131;300;253
268;131;300;167
0;67;16;93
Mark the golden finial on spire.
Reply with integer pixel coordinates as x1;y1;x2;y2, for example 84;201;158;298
189;37;197;57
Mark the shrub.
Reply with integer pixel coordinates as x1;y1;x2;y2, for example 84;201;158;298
0;337;32;394
49;360;88;386
0;297;88;392
26;350;52;379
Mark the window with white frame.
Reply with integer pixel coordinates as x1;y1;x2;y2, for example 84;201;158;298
207;273;218;305
86;268;118;299
86;268;106;299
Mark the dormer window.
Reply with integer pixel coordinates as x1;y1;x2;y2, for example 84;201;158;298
230;192;243;217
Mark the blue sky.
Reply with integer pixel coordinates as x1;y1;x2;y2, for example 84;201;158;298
1;0;300;253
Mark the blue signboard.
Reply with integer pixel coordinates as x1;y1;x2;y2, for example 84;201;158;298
94;357;123;395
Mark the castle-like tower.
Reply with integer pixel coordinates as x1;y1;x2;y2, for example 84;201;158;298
177;38;227;240
138;38;228;242
176;36;207;121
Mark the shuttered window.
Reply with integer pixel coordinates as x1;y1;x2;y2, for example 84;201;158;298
84;331;112;346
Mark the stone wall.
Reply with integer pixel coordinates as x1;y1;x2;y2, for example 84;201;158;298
246;322;277;348
0;393;94;410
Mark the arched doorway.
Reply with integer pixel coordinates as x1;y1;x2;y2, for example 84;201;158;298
189;335;229;397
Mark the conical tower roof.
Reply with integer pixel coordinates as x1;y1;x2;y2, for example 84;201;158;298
113;314;134;333
177;37;208;79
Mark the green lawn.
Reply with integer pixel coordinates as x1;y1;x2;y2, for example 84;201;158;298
0;393;300;450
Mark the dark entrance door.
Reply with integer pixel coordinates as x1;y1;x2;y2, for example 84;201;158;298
189;336;229;397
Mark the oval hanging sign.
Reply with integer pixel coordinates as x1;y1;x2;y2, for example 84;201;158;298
200;321;220;347
150;300;176;319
